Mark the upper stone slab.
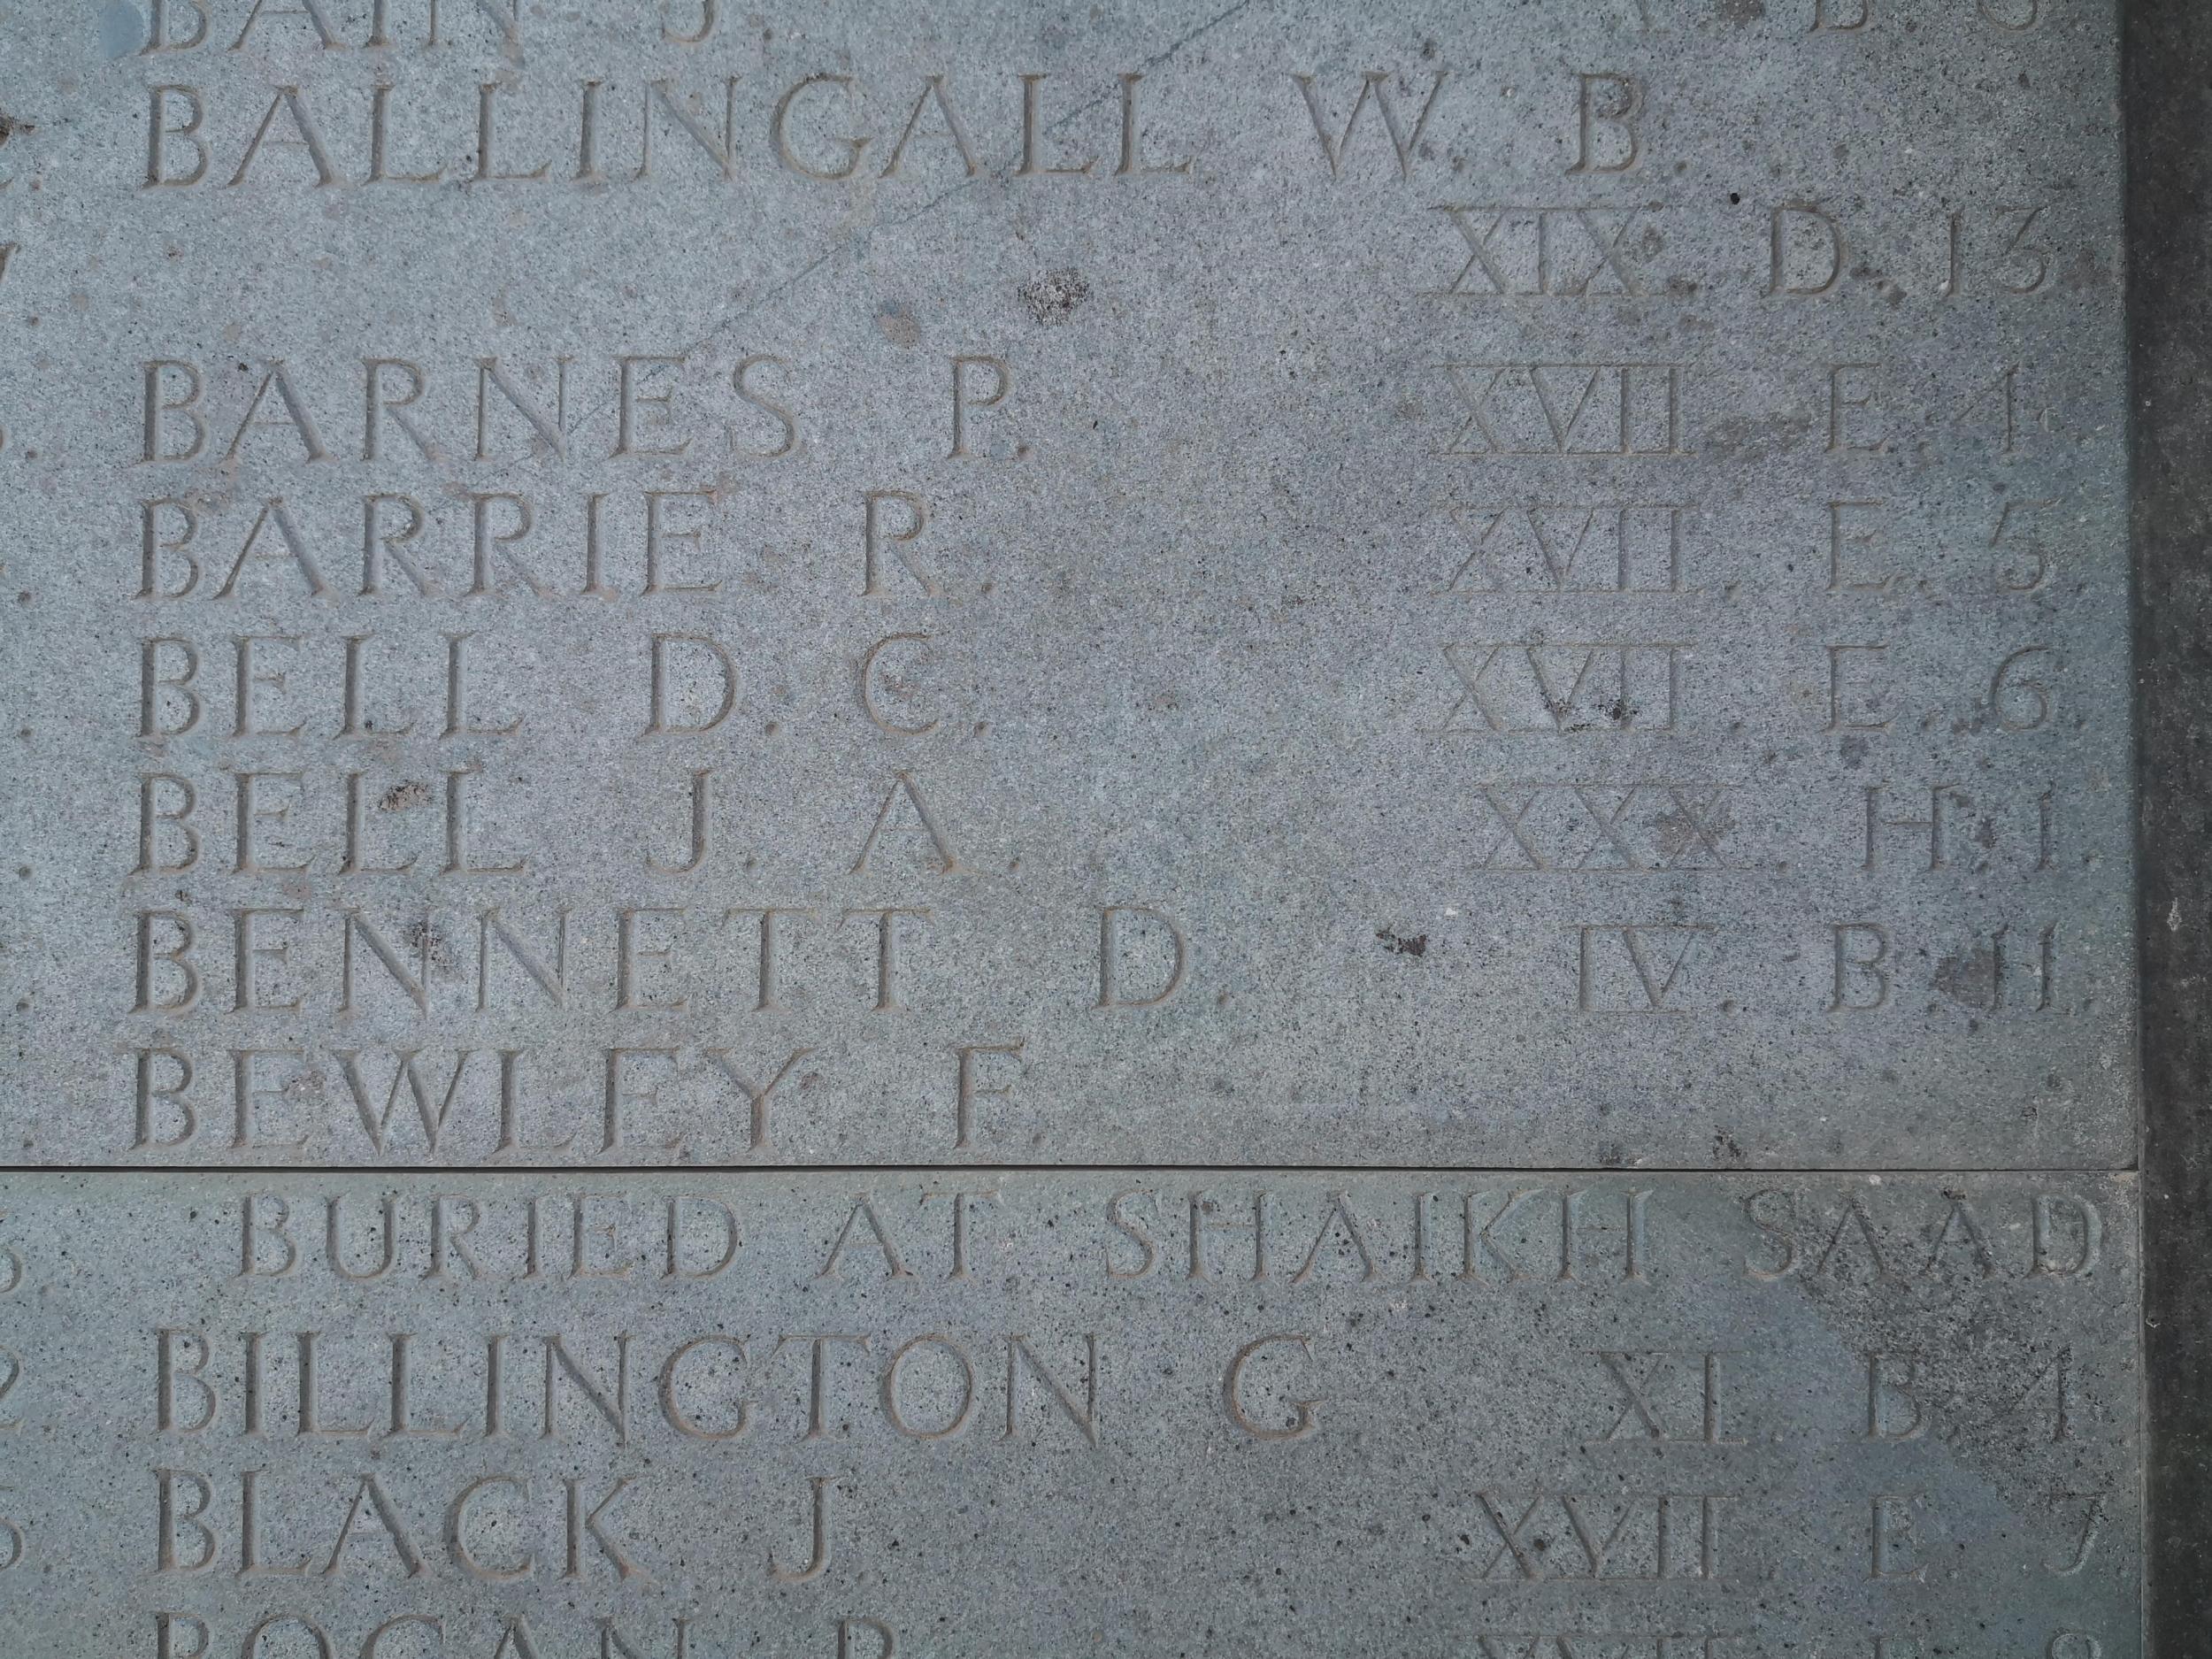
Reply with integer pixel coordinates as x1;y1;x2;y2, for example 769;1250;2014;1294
0;0;2130;1166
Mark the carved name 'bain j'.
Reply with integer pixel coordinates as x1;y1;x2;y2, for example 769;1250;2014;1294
0;0;2147;1654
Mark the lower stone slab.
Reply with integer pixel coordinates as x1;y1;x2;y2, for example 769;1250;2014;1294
0;1172;2138;1657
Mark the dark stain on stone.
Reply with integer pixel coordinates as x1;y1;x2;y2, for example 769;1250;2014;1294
1377;928;1427;957
1934;946;1997;1008
380;780;434;810
1018;269;1091;325
403;919;458;975
1651;795;1734;860
874;300;921;349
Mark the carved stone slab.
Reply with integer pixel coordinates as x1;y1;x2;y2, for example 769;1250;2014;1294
0;0;2152;1652
0;0;2130;1169
0;1172;2140;1656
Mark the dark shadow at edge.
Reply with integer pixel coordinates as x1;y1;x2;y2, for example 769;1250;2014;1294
2127;0;2212;1648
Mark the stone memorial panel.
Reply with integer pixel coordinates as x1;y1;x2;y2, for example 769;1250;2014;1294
0;1171;2146;1655
0;0;2131;1168
0;0;2156;1653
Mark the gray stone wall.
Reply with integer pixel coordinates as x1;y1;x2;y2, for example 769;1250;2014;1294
0;0;2153;1652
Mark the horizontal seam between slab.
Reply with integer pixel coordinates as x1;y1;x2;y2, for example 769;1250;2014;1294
0;1163;2146;1179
